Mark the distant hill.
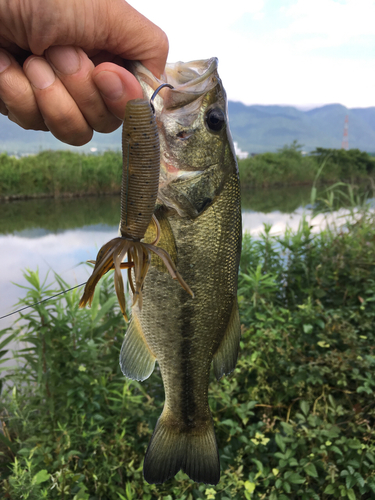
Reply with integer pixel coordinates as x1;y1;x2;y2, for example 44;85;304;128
228;103;375;154
0;103;374;155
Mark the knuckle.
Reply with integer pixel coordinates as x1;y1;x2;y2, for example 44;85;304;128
158;29;169;59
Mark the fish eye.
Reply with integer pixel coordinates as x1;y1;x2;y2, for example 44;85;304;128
205;108;225;132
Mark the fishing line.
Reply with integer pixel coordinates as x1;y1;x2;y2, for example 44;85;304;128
0;282;87;321
1;86;175;323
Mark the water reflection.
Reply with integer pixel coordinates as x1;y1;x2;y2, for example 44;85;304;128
0;186;372;328
0;226;118;328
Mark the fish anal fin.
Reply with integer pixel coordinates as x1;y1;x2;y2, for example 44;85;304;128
143;410;220;485
120;313;156;381
213;299;241;380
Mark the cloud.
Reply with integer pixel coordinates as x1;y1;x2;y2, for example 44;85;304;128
127;0;375;108
285;0;375;43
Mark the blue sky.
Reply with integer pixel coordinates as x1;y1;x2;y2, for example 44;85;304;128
129;0;374;109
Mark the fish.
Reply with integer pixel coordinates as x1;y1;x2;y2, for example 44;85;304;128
120;57;242;485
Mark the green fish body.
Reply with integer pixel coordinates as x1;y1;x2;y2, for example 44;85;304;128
120;58;242;484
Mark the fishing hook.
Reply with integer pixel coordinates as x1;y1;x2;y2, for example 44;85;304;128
150;83;174;113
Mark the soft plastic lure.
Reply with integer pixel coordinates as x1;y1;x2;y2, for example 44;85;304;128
79;97;193;321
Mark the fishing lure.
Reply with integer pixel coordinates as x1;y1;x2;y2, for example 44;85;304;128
79;91;193;321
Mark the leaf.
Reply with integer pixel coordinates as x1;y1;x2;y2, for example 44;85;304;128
280;422;294;435
222;419;234;427
317;341;330;348
311;186;317;205
324;484;336;494
300;400;310;416
244;481;256;493
347;489;356;500
354;472;365;488
0;330;18;351
303;324;313;334
288;473;305;484
32;469;50;485
275;433;286;453
0;432;16;453
347;439;361;449
283;481;291;494
304;463;318;478
275;478;283;489
346;475;356;490
251;458;264;473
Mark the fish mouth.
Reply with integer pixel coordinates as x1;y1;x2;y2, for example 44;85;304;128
164;58;218;91
130;57;220;109
129;58;222;185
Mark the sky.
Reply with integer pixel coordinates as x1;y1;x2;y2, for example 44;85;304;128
128;0;374;109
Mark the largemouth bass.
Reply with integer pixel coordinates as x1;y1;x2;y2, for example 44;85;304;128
120;58;242;485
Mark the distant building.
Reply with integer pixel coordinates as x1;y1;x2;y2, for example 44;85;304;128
234;142;249;159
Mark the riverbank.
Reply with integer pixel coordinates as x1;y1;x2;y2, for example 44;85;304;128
1;201;375;498
238;144;375;188
0;150;122;200
1;146;374;200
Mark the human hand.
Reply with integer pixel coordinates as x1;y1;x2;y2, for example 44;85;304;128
0;0;168;145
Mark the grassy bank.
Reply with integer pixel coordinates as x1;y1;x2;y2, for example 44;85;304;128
0;150;122;199
0;145;375;200
1;193;375;499
238;144;375;188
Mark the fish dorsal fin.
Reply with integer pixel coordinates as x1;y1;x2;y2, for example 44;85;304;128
120;313;156;381
213;300;241;380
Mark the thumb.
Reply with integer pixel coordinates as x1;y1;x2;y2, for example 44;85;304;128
100;1;169;78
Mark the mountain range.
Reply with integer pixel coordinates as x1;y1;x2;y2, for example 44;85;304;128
0;102;374;155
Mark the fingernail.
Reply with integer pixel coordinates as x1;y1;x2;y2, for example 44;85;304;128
0;51;11;73
25;57;55;89
94;71;124;100
47;46;81;75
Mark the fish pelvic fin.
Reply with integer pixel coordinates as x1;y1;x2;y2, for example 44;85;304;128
120;313;156;381
143;411;220;485
213;299;241;380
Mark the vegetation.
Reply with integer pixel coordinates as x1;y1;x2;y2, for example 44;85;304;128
0;150;122;199
238;143;375;188
1;187;375;499
0;145;375;200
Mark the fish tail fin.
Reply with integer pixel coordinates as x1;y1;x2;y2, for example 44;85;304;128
143;411;220;485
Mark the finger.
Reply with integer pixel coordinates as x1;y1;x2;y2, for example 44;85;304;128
24;56;93;146
45;46;121;134
0;98;8;116
92;62;143;121
0;49;47;130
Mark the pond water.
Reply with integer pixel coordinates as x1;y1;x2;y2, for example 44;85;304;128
0;185;372;329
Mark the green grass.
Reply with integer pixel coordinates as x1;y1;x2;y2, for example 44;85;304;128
238;143;375;188
1;185;375;499
0;145;375;200
0;150;122;198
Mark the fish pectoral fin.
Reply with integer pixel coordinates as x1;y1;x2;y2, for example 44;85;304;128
213;299;241;380
120;314;156;381
143;207;178;271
